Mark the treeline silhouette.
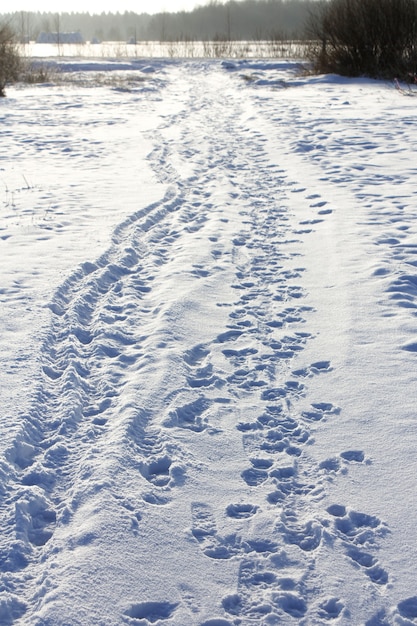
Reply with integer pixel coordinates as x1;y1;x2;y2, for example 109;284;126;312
4;0;315;42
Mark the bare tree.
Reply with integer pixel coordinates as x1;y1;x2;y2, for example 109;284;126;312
54;13;62;56
0;23;21;97
306;0;417;79
19;11;32;43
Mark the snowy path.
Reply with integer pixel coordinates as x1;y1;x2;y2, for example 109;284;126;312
1;60;417;625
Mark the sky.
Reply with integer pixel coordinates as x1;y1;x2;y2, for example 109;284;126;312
0;0;208;15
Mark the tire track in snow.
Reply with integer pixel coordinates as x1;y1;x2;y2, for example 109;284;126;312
1;104;228;616
0;63;250;623
0;183;194;616
0;62;396;624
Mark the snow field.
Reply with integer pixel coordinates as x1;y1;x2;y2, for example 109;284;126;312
1;59;417;625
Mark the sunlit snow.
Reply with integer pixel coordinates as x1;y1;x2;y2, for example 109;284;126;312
1;58;417;625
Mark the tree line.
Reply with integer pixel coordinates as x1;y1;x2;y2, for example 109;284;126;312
2;0;416;97
2;0;316;43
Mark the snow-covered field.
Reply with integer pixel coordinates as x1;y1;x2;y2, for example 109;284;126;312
1;58;417;625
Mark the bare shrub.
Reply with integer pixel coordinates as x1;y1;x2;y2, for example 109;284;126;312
20;61;59;85
0;23;21;96
305;0;417;79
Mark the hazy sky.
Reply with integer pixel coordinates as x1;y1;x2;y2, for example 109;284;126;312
0;0;208;15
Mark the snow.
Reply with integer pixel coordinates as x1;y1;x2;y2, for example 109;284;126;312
1;57;417;625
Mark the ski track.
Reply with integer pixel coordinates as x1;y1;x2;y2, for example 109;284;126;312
1;61;416;625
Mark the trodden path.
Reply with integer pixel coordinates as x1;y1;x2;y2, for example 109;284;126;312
1;60;417;625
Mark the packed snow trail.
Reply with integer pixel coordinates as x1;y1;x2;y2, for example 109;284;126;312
1;61;417;625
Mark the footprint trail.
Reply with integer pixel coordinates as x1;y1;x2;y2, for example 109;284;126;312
0;60;404;625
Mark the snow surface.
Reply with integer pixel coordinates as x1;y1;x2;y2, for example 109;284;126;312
1;58;417;625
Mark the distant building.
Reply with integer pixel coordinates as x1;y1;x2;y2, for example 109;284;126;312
36;32;84;44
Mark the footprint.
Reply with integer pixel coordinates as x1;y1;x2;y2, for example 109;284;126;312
300;218;324;225
191;502;217;541
365;608;391;625
261;431;295;455
340;450;365;463
268;464;316;504
279;509;322;552
274;592;307;618
42;365;63;381
222;347;258;359
397;596;417;620
0;593;27;622
326;504;346;517
312;402;339;413
302;402;340;423
241;467;269;486
191;265;210;278
139;455;173;487
177;582;200;615
238;559;277;588
317;597;344;620
292;361;332;378
222;593;243;616
261;388;287;401
21;464;55;490
227;369;266;390
332;509;382;541
226;503;258;519
311;360;332;373
163;397;211;432
183;344;209;366
223;558;281;620
346;546;388;584
216;329;243;343
124;601;178;623
15;489;56;547
142;492;170;506
187;363;219;389
302;409;326;422
310;199;328;209
319;457;341;472
190;503;240;560
327;506;389;585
